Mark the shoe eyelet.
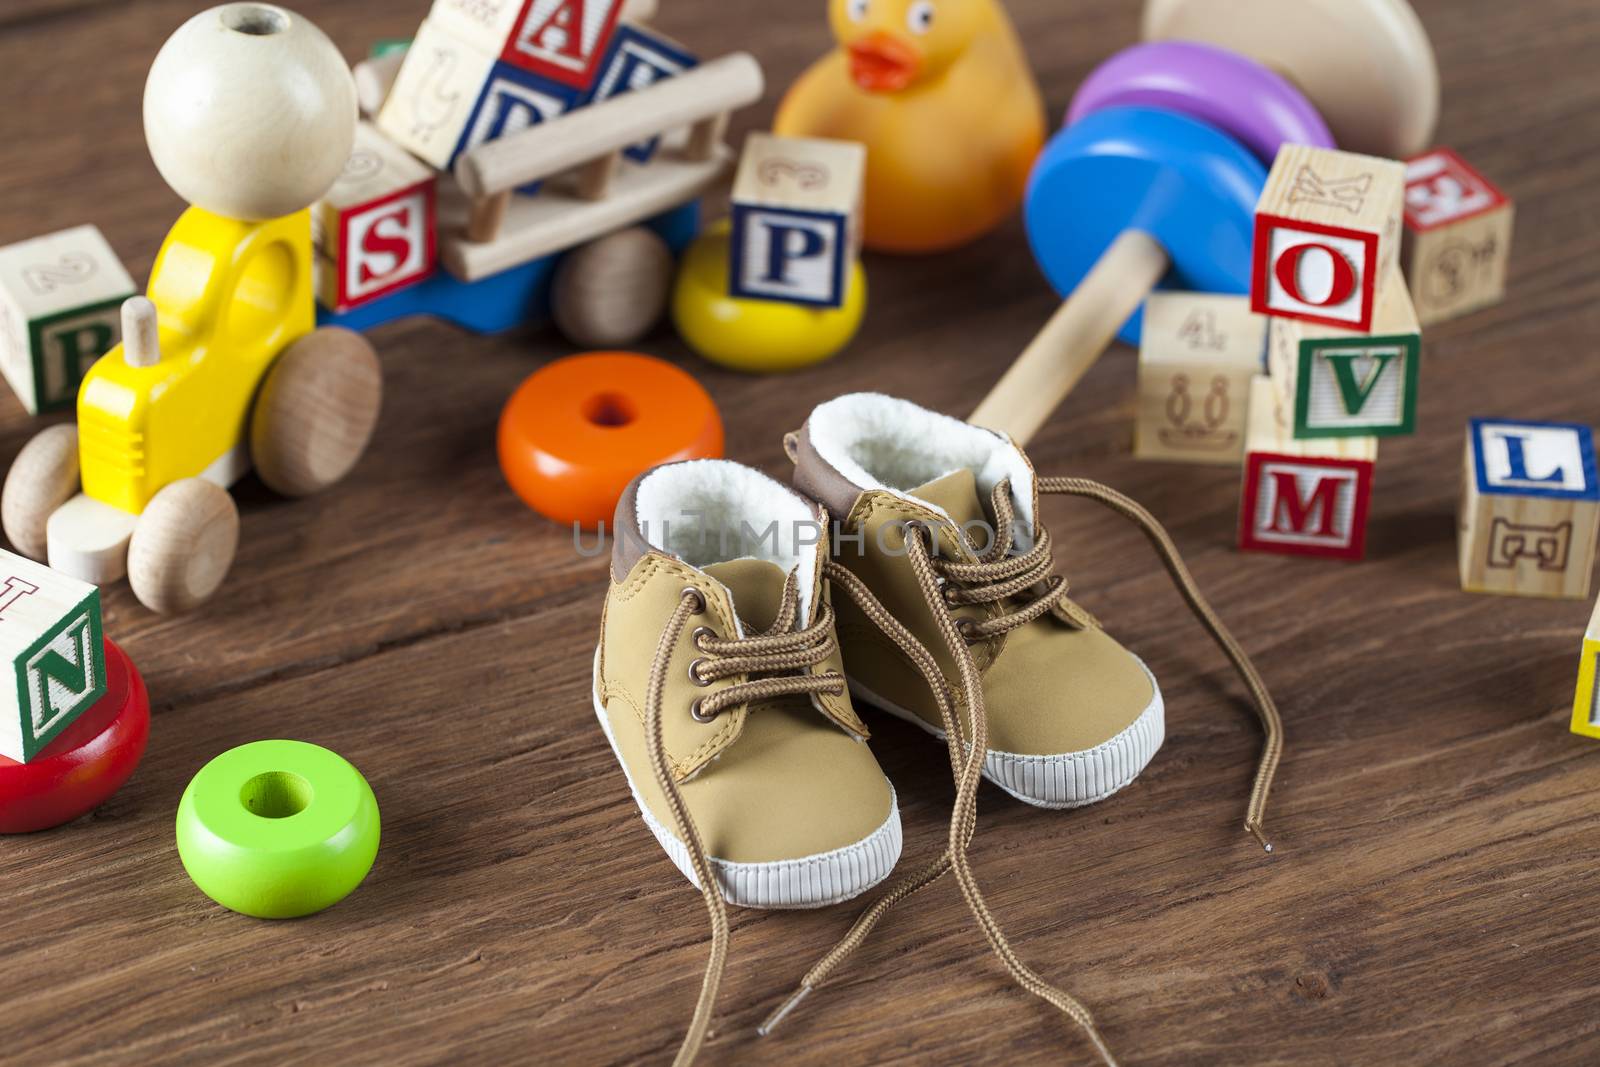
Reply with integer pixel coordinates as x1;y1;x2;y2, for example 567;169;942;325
690;699;719;723
688;658;713;687
955;617;977;642
681;587;706;613
942;585;960;605
691;626;715;651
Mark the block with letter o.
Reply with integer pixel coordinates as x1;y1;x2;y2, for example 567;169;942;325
1252;215;1378;332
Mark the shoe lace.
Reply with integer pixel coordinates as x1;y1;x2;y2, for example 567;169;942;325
640;573;849;1066
758;476;1286;1066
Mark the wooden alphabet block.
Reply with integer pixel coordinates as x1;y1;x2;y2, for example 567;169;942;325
1266;267;1421;440
1239;375;1378;561
428;0;628;90
0;226;135;414
313;122;439;313
1570;593;1600;741
1402;148;1514;326
1251;145;1406;333
1459;419;1600;600
580;24;697;163
0;550;105;763
1134;293;1265;465
729;132;866;309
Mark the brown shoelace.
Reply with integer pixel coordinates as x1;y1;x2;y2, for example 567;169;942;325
760;476;1285;1065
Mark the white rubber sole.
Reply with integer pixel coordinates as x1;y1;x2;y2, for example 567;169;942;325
591;649;902;910
849;657;1166;810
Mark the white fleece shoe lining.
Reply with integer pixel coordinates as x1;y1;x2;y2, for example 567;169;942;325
848;658;1166;810
633;459;822;625
593;651;903;909
807;393;1037;545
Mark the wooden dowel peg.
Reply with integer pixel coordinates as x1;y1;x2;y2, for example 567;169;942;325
467;192;511;243
576;151;622;201
970;229;1169;445
685;112;730;163
121;296;161;368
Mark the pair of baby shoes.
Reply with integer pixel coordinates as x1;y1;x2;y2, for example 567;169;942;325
592;393;1283;1065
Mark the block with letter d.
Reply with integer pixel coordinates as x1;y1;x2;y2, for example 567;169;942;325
582;24;698;163
729;132;866;310
314;122;438;313
1459;418;1600;600
0;225;135;414
1239;376;1377;561
0;551;105;763
1251;145;1406;334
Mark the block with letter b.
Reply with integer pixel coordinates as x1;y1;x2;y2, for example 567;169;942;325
1251;145;1406;333
314;122;438;313
1266;267;1421;440
0;551;105;763
729;133;866;309
1239;376;1377;561
0;226;135;414
1135;293;1265;466
1403;148;1514;327
1459;419;1600;600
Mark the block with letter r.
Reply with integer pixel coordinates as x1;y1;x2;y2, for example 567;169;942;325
1460;419;1600;599
729;133;866;309
0;551;105;763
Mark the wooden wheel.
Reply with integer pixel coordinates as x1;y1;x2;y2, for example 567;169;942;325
551;227;675;349
2;424;80;560
249;327;382;498
128;479;239;614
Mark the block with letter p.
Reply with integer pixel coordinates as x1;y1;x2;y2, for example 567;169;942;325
0;551;105;763
0;225;135;414
314;122;438;313
1251;145;1406;333
729;133;866;309
1239;376;1377;561
1459;419;1600;600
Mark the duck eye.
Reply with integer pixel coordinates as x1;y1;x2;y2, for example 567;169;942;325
907;0;935;33
847;0;869;22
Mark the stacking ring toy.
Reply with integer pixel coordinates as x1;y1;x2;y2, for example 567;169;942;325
0;638;149;834
499;352;723;528
176;740;380;919
671;220;867;373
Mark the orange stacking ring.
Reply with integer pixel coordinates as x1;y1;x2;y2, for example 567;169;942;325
499;352;724;528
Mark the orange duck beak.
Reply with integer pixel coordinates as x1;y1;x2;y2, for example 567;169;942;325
847;31;922;92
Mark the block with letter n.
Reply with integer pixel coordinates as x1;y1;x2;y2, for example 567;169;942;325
1251;145;1406;334
1459;418;1600;600
1266;267;1421;440
729;132;866;309
0;551;105;763
1239;376;1377;561
0;225;136;414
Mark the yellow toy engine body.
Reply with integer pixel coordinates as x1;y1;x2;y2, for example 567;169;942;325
78;207;313;515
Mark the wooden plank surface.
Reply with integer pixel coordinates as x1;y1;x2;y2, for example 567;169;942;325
1;1;1598;1064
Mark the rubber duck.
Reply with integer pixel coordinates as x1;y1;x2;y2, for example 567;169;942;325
775;0;1046;254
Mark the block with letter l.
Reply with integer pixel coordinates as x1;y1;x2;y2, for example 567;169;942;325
1239;376;1378;561
1459;418;1600;600
729;132;866;309
0;550;105;763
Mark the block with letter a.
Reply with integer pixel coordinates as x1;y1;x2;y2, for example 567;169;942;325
1251;145;1406;333
1239;376;1377;561
1459;418;1600;600
502;0;629;89
314;122;438;313
0;550;105;763
729;132;866;309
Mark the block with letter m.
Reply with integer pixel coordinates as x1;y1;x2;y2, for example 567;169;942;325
1240;454;1375;561
0;552;105;763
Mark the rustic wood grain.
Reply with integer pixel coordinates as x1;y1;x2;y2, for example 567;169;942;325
1;1;1598;1064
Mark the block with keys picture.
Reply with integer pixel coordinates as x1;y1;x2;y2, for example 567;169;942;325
0;225;135;414
1251;145;1406;333
729;132;866;309
1459;418;1600;600
0;551;105;763
1267;268;1421;439
1135;293;1266;465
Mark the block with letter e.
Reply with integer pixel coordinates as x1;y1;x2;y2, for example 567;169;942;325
1239;376;1377;561
0;225;135;414
314;122;438;313
1251;145;1406;334
729;132;866;309
1459;419;1600;600
0;551;105;763
1402;147;1514;327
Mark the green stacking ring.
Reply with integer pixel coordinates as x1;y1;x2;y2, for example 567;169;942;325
176;740;380;919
